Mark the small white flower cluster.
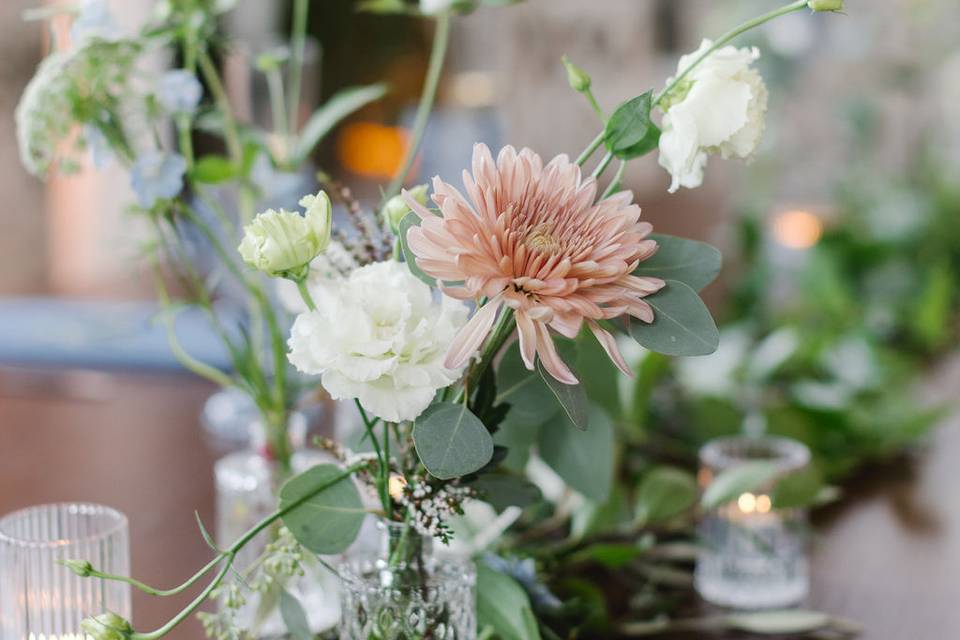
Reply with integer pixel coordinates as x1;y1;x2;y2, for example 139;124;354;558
397;479;474;543
249;527;305;593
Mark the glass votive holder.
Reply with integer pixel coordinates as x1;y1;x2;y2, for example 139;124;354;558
694;436;811;610
0;503;131;639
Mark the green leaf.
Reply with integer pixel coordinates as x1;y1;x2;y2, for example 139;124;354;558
912;260;953;349
496;341;560;427
537;358;588;430
539;408;615;502
633;234;723;292
279;590;312;640
476;561;542;640
628;280;719;356
398;212;438;287
576;331;622;419
726;610;831;634
279;464;365;555
771;466;824;510
191;154;236;184
635;466;698;526
471;473;542;511
493;412;543;473
603;92;661;160
701;461;781;510
293;84;388;164
413;402;494;479
569;542;645;569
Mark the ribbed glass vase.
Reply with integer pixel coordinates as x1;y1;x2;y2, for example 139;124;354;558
0;503;131;640
339;521;476;640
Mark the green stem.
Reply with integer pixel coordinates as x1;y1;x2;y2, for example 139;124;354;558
576;132;604;167
130;462;367;640
654;0;809;108
196;48;243;163
85;555;223;598
584;88;605;121
287;0;309;146
591;151;614;179
295;277;317;311
601;160;627;199
383;422;393;520
266;67;289;157
355;400;390;513
381;12;451;206
454;307;515;405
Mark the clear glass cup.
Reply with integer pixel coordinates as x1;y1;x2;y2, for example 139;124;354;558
0;503;131;639
339;521;477;640
695;435;811;609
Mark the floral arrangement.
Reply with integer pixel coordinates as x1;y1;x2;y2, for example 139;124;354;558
16;0;847;638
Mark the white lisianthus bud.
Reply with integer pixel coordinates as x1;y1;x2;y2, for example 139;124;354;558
61;559;94;577
80;612;133;640
383;184;428;233
808;0;843;11
657;39;769;193
238;190;332;279
561;55;591;93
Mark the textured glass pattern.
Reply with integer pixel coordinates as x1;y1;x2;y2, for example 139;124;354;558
339;557;476;640
0;503;131;640
695;436;810;609
215;449;340;636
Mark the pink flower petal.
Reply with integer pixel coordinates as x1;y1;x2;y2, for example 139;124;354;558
444;296;504;369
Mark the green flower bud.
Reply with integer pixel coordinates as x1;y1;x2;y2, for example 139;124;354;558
382;184;428;233
61;559;94;577
238;190;332;280
561;55;591;93
808;0;843;11
80;612;134;640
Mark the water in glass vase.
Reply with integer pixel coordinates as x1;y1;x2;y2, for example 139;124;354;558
339;521;476;640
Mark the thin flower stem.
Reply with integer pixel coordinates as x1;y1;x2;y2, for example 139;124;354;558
83;554;224;597
591;151;614;179
381;13;451;206
454;307;516;405
196;49;243;163
654;0;809;108
287;0;309;146
355;399;390;513
266;67;289;156
296;277;317;311
584;88;605;121
601;160;627;199
576;132;605;167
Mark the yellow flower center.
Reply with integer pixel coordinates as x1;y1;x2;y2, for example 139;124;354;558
525;224;562;254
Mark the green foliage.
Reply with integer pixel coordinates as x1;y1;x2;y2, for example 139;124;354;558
292;84;387;164
628;280;720;356
634;466;698;526
413;402;494;479
398;212;438;287
278;590;312;640
470;473;543;511
539;409;615;502
771;466;825;510
536;358;589;430
278;465;365;555
476;561;542;640
603;92;661;160
192;154;236;184
634;234;723;292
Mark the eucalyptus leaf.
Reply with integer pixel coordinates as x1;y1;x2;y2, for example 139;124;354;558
471;474;542;511
191;154;236;184
293;84;387;164
628;280;719;356
413;402;494;479
476;561;542;640
398;212;437;287
496;342;559;427
633;234;723;292
538;408;615;502
279;589;312;640
726;610;831;634
536;358;588;430
603;92;661;160
701;461;781;510
635;466;697;526
279;464;366;555
771;466;823;510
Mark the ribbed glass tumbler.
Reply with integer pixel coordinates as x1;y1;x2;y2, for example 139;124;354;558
0;503;131;640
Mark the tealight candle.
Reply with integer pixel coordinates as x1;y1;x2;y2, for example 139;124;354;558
695;436;811;609
0;503;131;639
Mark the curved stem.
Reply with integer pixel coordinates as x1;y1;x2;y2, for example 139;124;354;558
296;277;317;311
601;160;627;199
87;554;224;598
654;0;809;108
381;13;451;206
134;558;235;640
196;48;243;163
287;0;310;144
591;151;614;179
576;132;604;167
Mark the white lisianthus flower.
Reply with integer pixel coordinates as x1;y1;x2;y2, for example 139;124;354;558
288;261;469;423
238;190;332;279
657;39;769;193
420;0;457;15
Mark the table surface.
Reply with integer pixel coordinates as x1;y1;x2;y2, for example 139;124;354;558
1;366;958;640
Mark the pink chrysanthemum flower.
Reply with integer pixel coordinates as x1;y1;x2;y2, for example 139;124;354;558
403;143;665;384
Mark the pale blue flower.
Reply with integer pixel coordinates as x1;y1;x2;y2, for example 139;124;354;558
131;151;186;208
70;0;119;46
156;70;203;114
84;124;112;169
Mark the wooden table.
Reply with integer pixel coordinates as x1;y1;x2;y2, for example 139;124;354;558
1;366;958;639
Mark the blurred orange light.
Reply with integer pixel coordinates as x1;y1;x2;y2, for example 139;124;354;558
337;122;410;179
772;209;823;250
